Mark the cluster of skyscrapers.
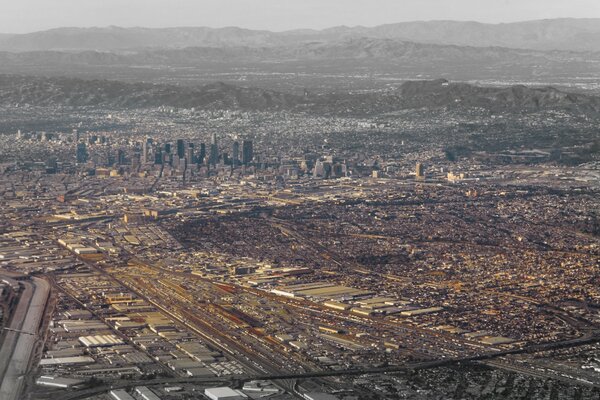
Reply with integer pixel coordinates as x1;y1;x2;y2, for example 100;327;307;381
76;133;253;171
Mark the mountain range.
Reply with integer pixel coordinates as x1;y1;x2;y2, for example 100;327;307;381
1;19;600;52
1;38;596;65
0;37;597;88
2;75;598;115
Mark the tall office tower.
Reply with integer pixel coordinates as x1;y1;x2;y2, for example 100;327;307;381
131;151;141;169
232;141;240;167
142;137;153;163
73;129;79;142
107;152;116;167
209;133;219;166
180;156;187;171
199;143;206;164
117;149;127;166
186;143;195;165
76;143;88;164
176;139;185;159
154;152;163;165
164;143;172;154
416;162;425;179
242;140;253;165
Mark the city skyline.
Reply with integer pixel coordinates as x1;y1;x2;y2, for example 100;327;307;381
0;1;599;399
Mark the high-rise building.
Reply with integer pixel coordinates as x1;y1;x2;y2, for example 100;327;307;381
209;133;219;166
242;140;253;165
131;151;141;169
176;139;185;159
416;162;425;179
199;143;206;164
164;143;171;154
232;141;240;167
186;143;195;165
142;138;153;163
76;143;88;163
117;149;127;165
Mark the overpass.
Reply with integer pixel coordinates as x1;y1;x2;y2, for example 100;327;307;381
59;331;600;399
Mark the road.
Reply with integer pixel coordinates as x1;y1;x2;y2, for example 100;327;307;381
0;275;50;400
0;275;32;382
56;330;600;400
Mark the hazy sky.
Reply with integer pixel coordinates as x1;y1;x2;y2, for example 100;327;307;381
2;0;600;33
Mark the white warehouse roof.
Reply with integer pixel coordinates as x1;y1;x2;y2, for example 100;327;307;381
79;334;124;347
204;387;247;400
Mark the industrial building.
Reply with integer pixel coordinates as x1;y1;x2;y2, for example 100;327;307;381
135;386;162;400
38;356;95;366
204;387;248;400
79;334;125;347
110;389;136;400
35;375;85;388
271;283;373;300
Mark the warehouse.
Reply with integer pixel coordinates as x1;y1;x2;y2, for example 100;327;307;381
39;356;95;366
60;319;111;332
35;376;85;388
272;283;373;300
74;247;99;255
110;389;136;400
400;307;444;316
204;387;247;400
79;334;125;347
323;301;350;311
135;386;162;400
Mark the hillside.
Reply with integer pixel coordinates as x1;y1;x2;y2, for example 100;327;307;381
0;76;300;110
1;75;598;115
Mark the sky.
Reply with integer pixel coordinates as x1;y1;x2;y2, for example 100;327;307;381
2;0;600;33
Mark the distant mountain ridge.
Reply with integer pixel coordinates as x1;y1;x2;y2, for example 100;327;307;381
2;38;595;66
1;19;600;52
0;38;597;86
1;75;598;115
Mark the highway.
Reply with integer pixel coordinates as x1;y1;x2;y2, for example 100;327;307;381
56;330;600;400
0;275;32;383
0;275;50;400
